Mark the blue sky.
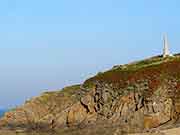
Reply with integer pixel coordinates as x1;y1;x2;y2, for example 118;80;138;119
1;0;180;108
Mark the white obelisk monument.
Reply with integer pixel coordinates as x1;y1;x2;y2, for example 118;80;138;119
163;34;172;57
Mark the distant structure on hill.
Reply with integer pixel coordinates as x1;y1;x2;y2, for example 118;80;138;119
163;34;173;57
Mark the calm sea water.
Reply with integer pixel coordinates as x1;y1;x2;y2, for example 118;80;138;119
0;109;6;118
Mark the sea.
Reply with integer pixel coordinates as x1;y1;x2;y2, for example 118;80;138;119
0;109;6;118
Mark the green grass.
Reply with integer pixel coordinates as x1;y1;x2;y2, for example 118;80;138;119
22;84;83;108
83;55;180;89
112;55;179;72
38;84;82;102
42;84;81;96
60;85;82;96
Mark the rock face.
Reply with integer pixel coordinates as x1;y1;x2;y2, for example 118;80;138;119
1;55;180;134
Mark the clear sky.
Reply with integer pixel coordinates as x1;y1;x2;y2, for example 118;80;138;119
1;0;180;108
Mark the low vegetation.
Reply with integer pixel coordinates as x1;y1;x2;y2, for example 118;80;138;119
83;55;180;90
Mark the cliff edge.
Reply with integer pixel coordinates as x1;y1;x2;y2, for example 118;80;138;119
1;54;180;134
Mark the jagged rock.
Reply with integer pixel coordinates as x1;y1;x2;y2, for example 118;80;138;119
55;110;69;128
143;98;173;129
67;102;88;126
80;95;95;113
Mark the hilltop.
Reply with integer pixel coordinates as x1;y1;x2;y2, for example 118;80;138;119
1;54;180;135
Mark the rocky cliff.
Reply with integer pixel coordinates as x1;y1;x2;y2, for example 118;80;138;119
1;55;180;135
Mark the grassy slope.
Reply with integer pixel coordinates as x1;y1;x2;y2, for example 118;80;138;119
83;55;180;93
41;84;82;102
